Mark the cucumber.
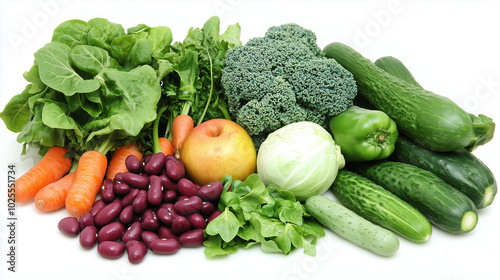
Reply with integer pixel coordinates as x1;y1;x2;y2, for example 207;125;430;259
351;161;478;234
374;55;495;151
305;195;399;257
332;170;432;243
323;42;493;152
391;135;497;209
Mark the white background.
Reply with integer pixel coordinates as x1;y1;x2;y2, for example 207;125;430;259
1;1;499;279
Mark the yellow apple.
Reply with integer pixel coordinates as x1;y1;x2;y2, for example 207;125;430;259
180;119;257;186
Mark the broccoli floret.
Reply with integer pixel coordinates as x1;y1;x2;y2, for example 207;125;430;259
222;23;357;148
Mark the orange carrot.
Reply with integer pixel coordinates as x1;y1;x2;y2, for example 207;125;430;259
65;150;108;217
172;114;194;157
105;143;143;180
14;146;72;203
34;172;76;212
159;137;175;156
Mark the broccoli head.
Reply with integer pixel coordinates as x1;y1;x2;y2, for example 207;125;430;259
221;23;357;148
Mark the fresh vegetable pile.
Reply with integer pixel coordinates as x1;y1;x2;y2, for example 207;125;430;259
1;16;497;264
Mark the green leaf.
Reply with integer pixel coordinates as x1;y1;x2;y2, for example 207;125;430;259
70;45;122;76
17;104;66;148
0;88;31;132
110;35;136;64
205;208;241;243
203;235;239;258
22;65;46;94
85;65;161;140
87;18;125;53
34;42;101;96
51;19;89;47
172;47;199;100
41;102;83;137
123;38;152;71
148;26;173;55
221;23;242;47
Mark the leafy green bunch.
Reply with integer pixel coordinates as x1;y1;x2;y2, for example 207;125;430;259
204;174;325;257
0;16;241;157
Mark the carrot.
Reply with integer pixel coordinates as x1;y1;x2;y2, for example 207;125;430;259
172;114;194;157
159;137;175;156
34;172;76;212
65;150;108;217
105;143;143;180
14;146;72;203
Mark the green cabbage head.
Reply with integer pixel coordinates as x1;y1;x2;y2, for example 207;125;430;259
256;121;345;201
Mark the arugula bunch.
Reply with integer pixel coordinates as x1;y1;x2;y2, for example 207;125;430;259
204;174;325;257
0;16;240;157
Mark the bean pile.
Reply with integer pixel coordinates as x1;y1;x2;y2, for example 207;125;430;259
58;153;224;264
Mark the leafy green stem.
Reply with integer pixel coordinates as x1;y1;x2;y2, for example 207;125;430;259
198;49;214;125
153;105;168;154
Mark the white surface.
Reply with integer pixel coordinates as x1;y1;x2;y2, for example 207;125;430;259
1;1;499;279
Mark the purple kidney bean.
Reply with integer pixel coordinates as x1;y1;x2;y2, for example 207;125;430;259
58;217;80;236
174;196;203;216
188;213;207;229
156;207;173;227
90;199;106;217
147;175;163;206
125;155;142;174
121;188;140;207
159;174;177;191
101;179;115;203
98;221;125;243
162;190;177;203
126;240;147;264
132;190;148;214
94;200;122;228
178;229;205;247
121;172;149;189
165;159;185;181
119;205;134;225
122;221;143;244
177;178;198;197
141;231;159;248
207;209;223;224
200;202;215;218
113;181;131;196
157;226;178;240
171;215;191;236
141;209;160;231
144;152;166;175
79;226;97;249
197;181;223;202
149;239;181;255
97;241;125;259
79;212;94;229
114;172;124;182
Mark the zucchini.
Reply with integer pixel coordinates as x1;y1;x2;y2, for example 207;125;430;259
351;161;478;234
332;170;432;243
374;55;495;151
323;42;494;152
391;135;497;209
305;195;399;257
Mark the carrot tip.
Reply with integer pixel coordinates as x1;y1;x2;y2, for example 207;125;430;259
35;200;45;209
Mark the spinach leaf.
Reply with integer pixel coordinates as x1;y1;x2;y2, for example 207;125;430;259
70;45;123;76
85;65;161;140
87;18;126;53
51;19;89;47
34;42;101;96
122;38;152;71
0;87;31;132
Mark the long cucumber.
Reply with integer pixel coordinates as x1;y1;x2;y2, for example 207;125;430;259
305;195;399;257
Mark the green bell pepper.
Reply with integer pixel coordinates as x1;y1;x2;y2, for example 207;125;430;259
329;105;399;162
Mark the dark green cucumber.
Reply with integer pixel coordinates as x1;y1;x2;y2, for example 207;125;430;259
351;161;478;234
323;42;493;152
391;135;497;209
305;195;399;257
374;55;495;151
332;170;432;243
